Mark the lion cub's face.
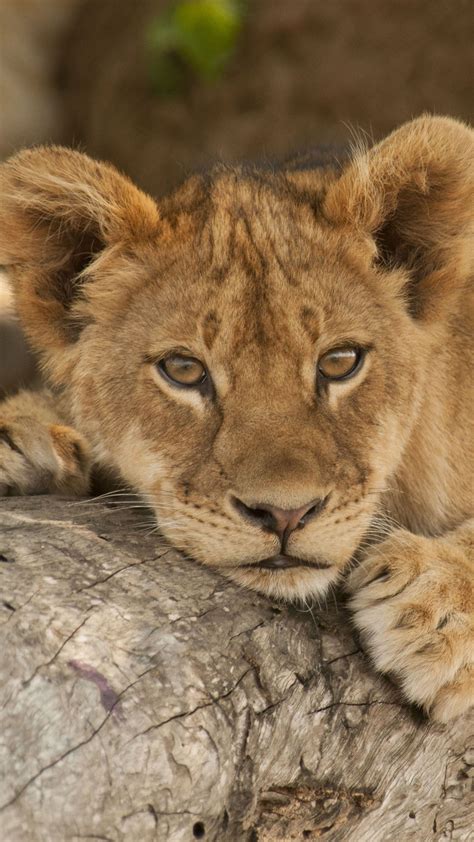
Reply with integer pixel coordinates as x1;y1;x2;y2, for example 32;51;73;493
72;173;420;601
2;118;471;600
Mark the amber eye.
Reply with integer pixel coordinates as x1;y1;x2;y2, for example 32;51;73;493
318;347;362;381
158;354;207;387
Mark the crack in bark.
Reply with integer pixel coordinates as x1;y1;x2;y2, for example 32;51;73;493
129;666;254;742
22;614;92;688
255;676;303;718
0;664;159;813
0;589;39;626
307;699;406;715
432;753;454;836
74;557;154;592
230;621;265;640
325;648;362;665
168;606;218;625
238;708;252;766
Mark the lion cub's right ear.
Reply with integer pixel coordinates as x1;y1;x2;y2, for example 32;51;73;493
0;146;159;357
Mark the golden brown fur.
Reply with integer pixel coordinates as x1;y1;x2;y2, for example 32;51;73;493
0;116;472;721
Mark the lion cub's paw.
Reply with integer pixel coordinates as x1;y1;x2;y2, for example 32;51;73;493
346;531;474;722
0;417;91;496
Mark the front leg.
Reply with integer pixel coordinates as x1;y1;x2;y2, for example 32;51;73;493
0;388;91;496
346;522;474;722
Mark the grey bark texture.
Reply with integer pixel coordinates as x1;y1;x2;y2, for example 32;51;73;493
0;497;472;842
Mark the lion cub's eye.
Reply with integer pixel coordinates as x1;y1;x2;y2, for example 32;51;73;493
158;354;207;388
318;347;362;381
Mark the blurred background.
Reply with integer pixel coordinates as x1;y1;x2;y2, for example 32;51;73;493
1;0;473;393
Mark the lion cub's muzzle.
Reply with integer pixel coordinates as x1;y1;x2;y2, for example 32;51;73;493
231;494;330;570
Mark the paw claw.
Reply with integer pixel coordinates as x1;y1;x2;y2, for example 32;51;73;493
348;531;474;720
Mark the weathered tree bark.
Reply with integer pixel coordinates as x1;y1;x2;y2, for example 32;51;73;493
0;497;472;841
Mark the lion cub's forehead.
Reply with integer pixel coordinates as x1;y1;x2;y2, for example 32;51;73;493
164;167;327;260
208;170;319;256
205;175;360;339
155;168;374;358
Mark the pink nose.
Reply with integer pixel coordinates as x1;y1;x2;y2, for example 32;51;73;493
232;497;327;542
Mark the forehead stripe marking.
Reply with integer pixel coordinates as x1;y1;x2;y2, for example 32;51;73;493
202;311;221;350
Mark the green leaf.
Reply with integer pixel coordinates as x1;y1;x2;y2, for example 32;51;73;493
148;0;243;94
174;0;242;79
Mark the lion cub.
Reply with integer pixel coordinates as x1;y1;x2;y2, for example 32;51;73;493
0;116;472;721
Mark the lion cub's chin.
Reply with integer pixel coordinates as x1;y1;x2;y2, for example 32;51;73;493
226;563;342;602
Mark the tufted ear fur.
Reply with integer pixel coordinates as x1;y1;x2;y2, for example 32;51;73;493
0;146;159;355
323;116;474;317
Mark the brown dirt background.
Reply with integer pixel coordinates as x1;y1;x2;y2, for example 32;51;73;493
61;0;473;197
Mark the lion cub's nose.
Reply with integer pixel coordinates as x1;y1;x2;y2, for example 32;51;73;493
232;497;327;541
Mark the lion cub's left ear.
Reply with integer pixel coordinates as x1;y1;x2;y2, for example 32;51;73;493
0;146;159;358
324;116;474;317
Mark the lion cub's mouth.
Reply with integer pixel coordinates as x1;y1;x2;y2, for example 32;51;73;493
244;554;331;571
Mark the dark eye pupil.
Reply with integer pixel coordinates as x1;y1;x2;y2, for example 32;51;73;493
160;355;206;386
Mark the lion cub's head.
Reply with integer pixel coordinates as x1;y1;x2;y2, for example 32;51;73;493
1;116;472;600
